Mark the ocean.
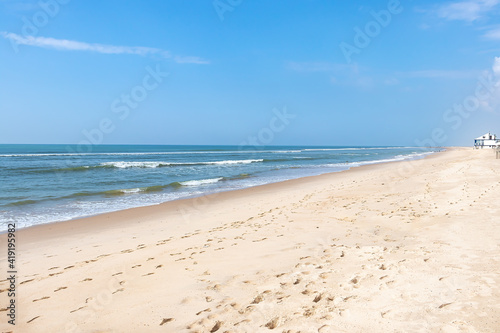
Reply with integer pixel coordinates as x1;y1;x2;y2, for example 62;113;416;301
0;144;441;230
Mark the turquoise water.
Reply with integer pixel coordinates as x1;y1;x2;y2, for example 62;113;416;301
0;144;441;230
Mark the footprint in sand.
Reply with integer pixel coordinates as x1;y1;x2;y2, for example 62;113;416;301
438;302;453;309
97;254;111;259
313;293;323;303
195;308;211;316
210;320;222;332
265;317;281;329
70;306;86;313
251;294;265;304
33;296;50;302
159;318;174;325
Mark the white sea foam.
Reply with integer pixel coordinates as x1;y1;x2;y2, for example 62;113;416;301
303;147;418;152
99;159;264;168
101;161;164;168
180;177;224;186
202;159;263;165
321;152;433;168
120;188;143;194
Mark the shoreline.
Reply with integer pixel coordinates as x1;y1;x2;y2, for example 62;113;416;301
5;148;444;236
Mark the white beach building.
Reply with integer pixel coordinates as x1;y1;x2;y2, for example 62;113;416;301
473;132;500;149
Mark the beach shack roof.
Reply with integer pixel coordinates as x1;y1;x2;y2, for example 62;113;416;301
475;132;496;140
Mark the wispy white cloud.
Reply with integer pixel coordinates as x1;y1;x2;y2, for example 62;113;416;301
1;32;162;56
399;69;480;79
286;61;378;88
480;56;500;112
173;55;210;65
0;32;209;64
286;61;355;73
436;0;499;22
418;23;431;30
0;0;39;12
483;26;500;39
384;77;400;85
493;56;500;74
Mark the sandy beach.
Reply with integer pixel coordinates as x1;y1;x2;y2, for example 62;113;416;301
1;147;499;333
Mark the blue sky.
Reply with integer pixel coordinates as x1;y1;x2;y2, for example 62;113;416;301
1;0;500;146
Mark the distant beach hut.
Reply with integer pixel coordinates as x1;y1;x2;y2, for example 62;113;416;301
474;132;500;149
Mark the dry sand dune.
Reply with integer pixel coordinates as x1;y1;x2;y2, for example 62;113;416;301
1;148;499;332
